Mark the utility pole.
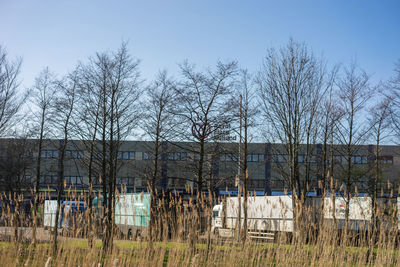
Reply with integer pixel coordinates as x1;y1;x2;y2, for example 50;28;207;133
237;94;242;242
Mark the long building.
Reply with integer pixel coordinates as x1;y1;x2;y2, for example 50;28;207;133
0;139;399;197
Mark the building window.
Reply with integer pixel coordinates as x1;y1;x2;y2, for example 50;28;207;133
168;152;187;161
95;152;109;160
275;154;288;163
220;153;238;162
247;154;264;162
65;176;82;185
23;150;33;158
297;154;317;163
116;177;134;185
377;156;393;164
41;150;59;158
249;179;264;188
351;155;367;164
143;152;161;160
65;150;83;159
142;152;151;160
117;151;135;160
40;175;56;184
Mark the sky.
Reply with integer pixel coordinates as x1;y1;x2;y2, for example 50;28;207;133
1;0;400;90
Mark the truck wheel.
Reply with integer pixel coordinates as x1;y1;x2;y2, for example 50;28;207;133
213;227;219;237
137;230;142;241
127;229;133;240
132;229;139;240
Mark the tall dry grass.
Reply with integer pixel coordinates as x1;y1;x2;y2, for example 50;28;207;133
0;187;399;266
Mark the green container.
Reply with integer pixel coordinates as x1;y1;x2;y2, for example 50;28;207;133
115;193;151;227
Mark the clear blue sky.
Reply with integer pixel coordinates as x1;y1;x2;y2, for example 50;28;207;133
1;0;399;89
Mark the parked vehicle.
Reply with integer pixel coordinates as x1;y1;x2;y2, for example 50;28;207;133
212;196;299;240
91;193;151;239
115;193;151;239
323;196;371;230
44;200;88;232
211;195;399;240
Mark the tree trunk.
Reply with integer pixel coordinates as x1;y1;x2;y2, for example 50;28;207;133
32;109;46;246
52;139;67;255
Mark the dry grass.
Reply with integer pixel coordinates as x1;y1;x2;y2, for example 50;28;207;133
0;190;399;266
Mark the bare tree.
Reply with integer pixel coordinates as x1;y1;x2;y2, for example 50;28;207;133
0;136;34;194
318;81;341;194
73;63;103;248
173;60;238;200
0;46;30;245
0;136;34;244
29;67;57;245
172;60;237;254
389;60;400;134
335;62;372;226
0;46;27;136
315;79;343;230
51;71;78;255
77;43;141;253
236;70;258;242
391;60;400;90
257;39;329;234
368;94;392;230
140;70;176;244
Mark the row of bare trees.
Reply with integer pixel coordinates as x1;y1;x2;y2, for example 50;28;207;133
0;39;399;247
257;39;400;235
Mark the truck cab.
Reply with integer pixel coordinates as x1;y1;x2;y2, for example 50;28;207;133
211;203;223;235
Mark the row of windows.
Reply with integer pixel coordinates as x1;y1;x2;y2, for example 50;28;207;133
117;151;135;160
377;156;394;164
35;149;396;165
0;150;33;158
65;150;83;159
40;176;144;186
41;150;83;159
247;154;265;162
275;154;319;163
41;150;59;158
39;175;83;185
168;152;187;161
274;155;382;165
351;156;368;164
35;176;398;193
65;176;83;185
116;177;144;187
40;175;57;184
39;150;265;163
248;179;265;188
220;153;238;162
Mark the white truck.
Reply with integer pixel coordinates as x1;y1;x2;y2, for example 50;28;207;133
324;196;400;231
323;196;372;230
43;200;87;231
212;196;296;240
211;195;399;239
114;193;151;239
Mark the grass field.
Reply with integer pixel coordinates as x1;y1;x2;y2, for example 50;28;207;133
0;235;399;266
2;192;399;266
